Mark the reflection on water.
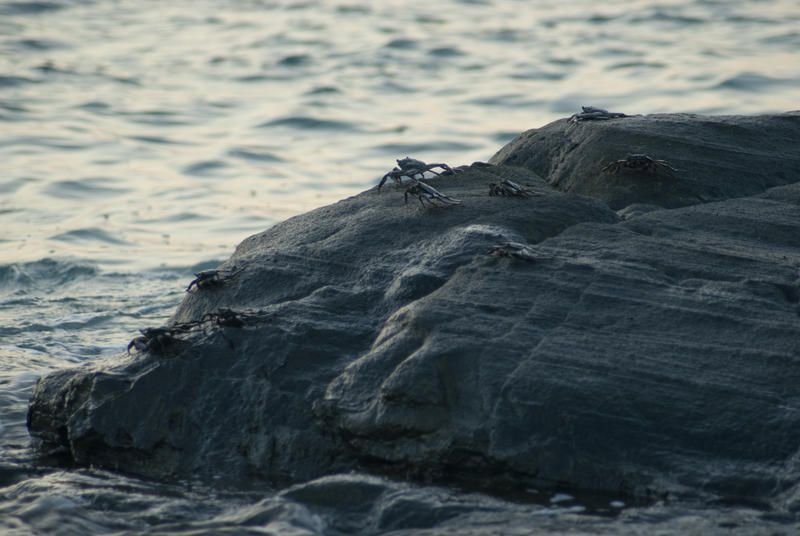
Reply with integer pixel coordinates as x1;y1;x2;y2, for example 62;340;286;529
1;0;798;271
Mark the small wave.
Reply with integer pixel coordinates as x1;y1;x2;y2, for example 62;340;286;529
372;141;481;155
0;101;28;113
0;135;87;150
483;28;526;42
236;73;295;83
336;4;370;14
0;258;99;291
77;100;110;111
42;178;130;200
0;177;36;194
277;54;312;67
758;31;800;47
631;10;706;25
509;70;566;81
122;110;188;126
712;72;790;91
428;46;464;57
50;311;116;331
547;56;580;66
11;38;65;50
0;1;64;15
384;38;419;49
227;147;284;162
607;61;667;71
137;212;211;224
182;160;230;176
464;93;543;107
258;116;358;131
50;228;130;246
127;135;184;145
304;85;340;96
0;75;37;88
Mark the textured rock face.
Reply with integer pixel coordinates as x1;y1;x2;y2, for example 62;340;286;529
490;112;800;209
28;112;800;508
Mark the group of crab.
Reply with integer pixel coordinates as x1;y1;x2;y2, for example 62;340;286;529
378;157;462;207
378;157;546;207
568;106;679;176
127;307;270;355
128;265;261;355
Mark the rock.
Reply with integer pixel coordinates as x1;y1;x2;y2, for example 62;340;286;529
490;111;800;209
28;113;800;510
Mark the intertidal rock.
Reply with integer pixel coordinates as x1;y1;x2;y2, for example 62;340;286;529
491;112;800;209
28;112;800;511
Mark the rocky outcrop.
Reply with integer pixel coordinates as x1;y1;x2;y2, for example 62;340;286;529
28;112;800;509
491;112;800;209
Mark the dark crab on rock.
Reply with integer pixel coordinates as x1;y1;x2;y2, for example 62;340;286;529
186;268;237;292
488;179;544;198
378;157;457;190
127;327;181;355
404;180;461;208
569;105;629;123
602;154;678;176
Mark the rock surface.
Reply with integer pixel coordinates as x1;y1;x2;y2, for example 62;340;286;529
28;112;800;515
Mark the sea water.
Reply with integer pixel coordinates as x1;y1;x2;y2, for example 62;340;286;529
1;0;799;533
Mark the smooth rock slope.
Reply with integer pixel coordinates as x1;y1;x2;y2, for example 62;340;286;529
28;112;800;513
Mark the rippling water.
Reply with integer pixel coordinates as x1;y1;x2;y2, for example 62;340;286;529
2;0;799;533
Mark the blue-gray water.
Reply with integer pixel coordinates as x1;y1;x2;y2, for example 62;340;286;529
1;0;799;533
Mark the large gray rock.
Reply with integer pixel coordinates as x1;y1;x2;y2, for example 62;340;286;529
490;112;800;209
28;112;800;509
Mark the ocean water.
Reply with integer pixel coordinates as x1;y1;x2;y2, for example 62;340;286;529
1;0;799;533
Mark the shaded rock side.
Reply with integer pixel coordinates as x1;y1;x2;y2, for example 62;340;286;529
28;164;612;485
490;111;800;209
28;113;800;507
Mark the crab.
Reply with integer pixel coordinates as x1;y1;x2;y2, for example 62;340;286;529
404;180;462;208
601;154;677;176
378;157;457;190
488;179;543;198
202;308;247;328
487;242;537;263
186;269;230;292
570;105;629;123
127;327;179;355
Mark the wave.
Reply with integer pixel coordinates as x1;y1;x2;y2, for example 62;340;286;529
277;54;312;67
0;177;36;194
0;1;64;15
258;116;358;131
0;258;99;291
0;75;37;88
182;160;231;176
372;141;482;155
42;178;130;200
226;147;284;162
49;228;131;246
712;72;793;91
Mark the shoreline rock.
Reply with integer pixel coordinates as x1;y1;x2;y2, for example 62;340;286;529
28;112;800;511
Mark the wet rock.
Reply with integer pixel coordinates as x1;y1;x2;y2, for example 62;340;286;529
27;113;800;512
